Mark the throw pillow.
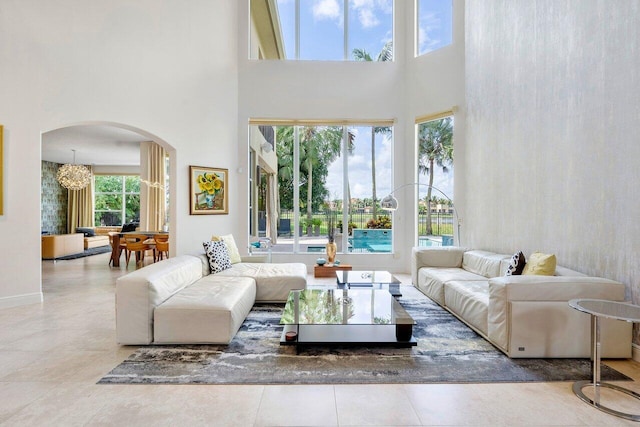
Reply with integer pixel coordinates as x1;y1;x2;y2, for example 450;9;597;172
522;252;557;276
76;227;95;237
203;241;232;273
211;234;242;264
505;251;526;276
121;223;137;232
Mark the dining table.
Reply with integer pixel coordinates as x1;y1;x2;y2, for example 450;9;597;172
110;231;169;267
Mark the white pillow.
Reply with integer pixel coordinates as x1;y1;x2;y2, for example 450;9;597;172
211;234;242;264
203;241;232;273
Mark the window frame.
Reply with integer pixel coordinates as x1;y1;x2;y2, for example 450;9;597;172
94;174;141;227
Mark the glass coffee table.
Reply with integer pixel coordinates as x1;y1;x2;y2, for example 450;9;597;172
336;270;402;297
280;288;416;352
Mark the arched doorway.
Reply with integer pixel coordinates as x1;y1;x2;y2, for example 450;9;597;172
40;121;176;266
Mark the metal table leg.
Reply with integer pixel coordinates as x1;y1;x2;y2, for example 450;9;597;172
572;314;640;421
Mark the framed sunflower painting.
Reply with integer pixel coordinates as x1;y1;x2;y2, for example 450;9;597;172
189;166;228;215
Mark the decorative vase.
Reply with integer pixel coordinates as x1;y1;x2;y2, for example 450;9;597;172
326;242;337;264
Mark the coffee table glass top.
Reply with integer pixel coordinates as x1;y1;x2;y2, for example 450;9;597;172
336;270;400;285
280;289;413;326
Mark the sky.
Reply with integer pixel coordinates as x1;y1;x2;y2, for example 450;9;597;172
324;127;454;202
271;0;454;201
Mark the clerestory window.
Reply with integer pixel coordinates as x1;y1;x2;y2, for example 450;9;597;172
416;0;453;56
250;0;394;61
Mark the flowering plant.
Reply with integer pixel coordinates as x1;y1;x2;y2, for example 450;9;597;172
197;172;223;196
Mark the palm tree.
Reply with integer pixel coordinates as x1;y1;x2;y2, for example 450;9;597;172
418;117;453;235
353;41;393;220
276;126;353;226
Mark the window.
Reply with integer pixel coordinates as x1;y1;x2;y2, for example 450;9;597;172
416;0;452;56
249;121;394;254
250;0;394;61
416;115;454;246
94;175;140;226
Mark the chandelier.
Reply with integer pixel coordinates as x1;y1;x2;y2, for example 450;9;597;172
56;149;92;190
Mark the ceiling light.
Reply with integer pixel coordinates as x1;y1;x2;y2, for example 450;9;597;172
56;149;92;190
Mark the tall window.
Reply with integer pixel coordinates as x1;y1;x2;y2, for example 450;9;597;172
94;175;140;226
250;0;394;61
416;115;454;246
416;0;452;56
249;121;394;254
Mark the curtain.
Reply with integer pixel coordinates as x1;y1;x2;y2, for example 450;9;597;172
67;165;94;233
140;142;166;231
266;173;279;244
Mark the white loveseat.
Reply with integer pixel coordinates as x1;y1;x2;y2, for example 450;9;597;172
116;253;307;345
412;247;632;358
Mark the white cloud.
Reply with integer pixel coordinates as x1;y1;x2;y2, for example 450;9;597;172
313;0;341;21
418;12;442;54
357;8;379;28
350;0;392;29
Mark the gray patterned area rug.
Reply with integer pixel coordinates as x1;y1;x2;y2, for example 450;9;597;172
99;295;629;385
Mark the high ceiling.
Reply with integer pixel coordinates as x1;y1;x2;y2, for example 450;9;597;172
42;125;148;166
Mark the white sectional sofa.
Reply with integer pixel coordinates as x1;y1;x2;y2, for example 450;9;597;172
412;247;632;358
116;254;307;345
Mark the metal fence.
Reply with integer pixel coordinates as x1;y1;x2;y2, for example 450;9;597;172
277;210;453;237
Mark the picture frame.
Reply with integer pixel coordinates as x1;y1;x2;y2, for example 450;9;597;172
0;125;3;215
189;166;228;215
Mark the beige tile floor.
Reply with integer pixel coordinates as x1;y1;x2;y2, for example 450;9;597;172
0;253;638;426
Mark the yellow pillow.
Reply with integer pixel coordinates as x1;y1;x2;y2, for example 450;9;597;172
522;252;556;276
211;234;241;264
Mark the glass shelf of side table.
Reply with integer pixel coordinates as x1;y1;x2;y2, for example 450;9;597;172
568;298;640;422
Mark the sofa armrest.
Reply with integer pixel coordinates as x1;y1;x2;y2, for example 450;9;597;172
487;275;629;357
411;246;467;286
488;275;626;303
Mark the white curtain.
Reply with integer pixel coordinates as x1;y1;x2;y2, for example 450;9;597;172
139;142;166;231
67;166;94;233
266;173;279;244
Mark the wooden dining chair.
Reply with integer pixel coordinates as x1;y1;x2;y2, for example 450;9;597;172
153;234;169;262
124;234;152;268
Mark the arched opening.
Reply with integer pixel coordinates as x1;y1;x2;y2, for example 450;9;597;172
40;121;176;269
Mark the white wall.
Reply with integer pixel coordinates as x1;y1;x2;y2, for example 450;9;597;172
236;0;466;272
0;0;239;307
464;1;640;344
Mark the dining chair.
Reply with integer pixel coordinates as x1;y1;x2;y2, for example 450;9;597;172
124;234;152;268
153;234;169;262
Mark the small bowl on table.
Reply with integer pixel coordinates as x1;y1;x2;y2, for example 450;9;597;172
316;258;327;266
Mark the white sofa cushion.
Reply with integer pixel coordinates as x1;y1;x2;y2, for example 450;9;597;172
215;262;307;302
154;275;256;344
416;267;486;305
462;250;511;278
444;280;490;335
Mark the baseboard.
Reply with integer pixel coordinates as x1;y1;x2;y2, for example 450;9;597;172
633;343;640;363
0;292;43;309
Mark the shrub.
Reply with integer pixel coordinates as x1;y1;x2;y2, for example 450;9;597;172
366;216;392;229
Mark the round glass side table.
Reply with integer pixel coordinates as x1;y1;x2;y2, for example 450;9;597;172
568;298;640;421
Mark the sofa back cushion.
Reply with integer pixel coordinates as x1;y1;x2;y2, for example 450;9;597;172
463;250;511;278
